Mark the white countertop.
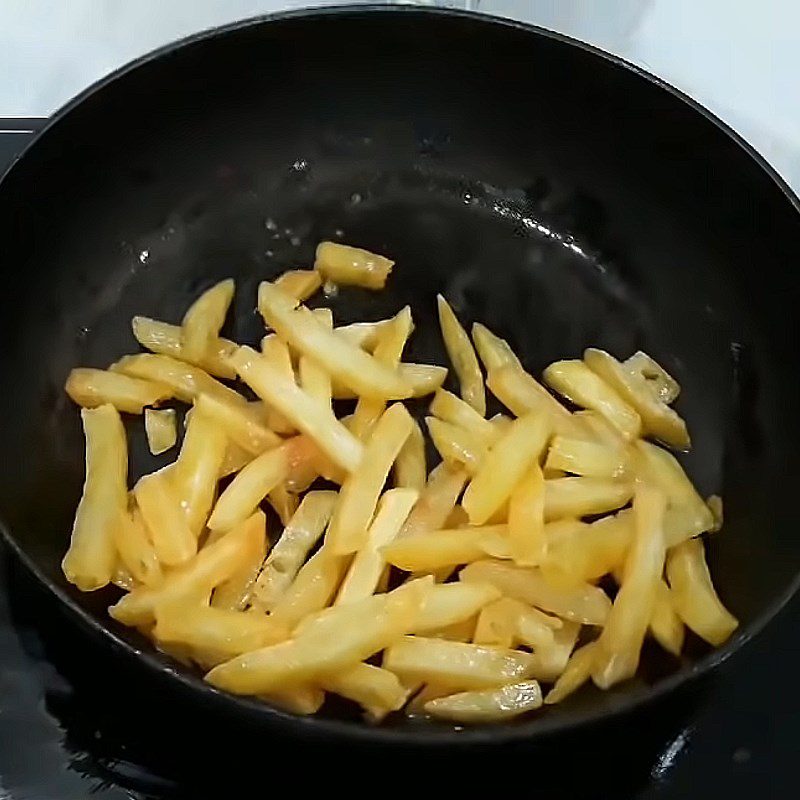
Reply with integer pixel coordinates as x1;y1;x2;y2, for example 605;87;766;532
1;0;799;193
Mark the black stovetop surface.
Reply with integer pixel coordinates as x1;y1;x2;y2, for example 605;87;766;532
0;124;797;799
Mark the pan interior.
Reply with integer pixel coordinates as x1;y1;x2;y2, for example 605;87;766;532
0;9;798;737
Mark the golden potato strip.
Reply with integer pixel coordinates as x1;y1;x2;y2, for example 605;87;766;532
109;510;264;626
544;641;598;704
112;564;137;592
263;687;326;715
528;620;580;681
424;680;542;723
462;412;549;525
649;579;684;656
333;319;391;351
260;333;294;371
208;444;288;532
274;269;322;302
430;389;495;445
194;393;280;456
295;576;433;637
489;413;513;435
314;241;394;290
206;586;424;695
425;417;487;474
394;419;426;492
486;365;584;437
144;408;177;455
219;443;253;478
471;322;522;372
66;368;170;414
62;405;127;591
514;603;564;651
412;583;501;634
545;435;630;479
383;525;506;572
327;403;413;554
331;363;447;400
172;404;228;535
593;486;667;688
544;477;633;522
624;351;680;404
351;307;413;439
250;491;337;612
543;512;633;585
298;351;332;410
460;560;611;626
405;683;453;716
155;604;289;656
280;433;343;491
509;463;546;566
266;483;298;526
113;353;246;408
321;663;410;721
584;348;690;450
134;472;197;566
473;598;517;648
299;356;332;409
211;511;269;611
445;504;469;529
634;441;714;546
474;597;560;650
258;282;412;399
131;316;237;379
544;359;641;440
268;547;350;629
181;278;235;363
436;295;485;415
707;495;723;532
259;335;298;434
231;346;363;473
426;616;478;643
113;507;162;588
666;537;738;646
297;308;334;413
398;463;469;539
384;636;535;691
336;488;418;605
574;409;626;446
398;363;448;398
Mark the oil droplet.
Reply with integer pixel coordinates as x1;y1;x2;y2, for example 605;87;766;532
733;747;751;764
265;218;277;231
334;229;344;238
265;249;274;258
290;236;301;247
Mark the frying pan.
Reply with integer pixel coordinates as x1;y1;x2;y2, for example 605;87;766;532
0;6;798;748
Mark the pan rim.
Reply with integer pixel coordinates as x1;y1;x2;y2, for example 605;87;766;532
1;3;799;747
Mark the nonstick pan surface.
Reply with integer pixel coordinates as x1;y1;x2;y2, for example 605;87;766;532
0;6;798;747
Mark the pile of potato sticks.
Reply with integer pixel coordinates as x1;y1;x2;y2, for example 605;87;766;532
62;240;737;724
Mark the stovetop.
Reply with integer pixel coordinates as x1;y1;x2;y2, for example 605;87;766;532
0;124;797;799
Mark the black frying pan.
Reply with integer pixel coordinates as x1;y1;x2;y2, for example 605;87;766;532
1;6;798;748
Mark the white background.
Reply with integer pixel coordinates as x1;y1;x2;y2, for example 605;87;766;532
1;0;799;192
